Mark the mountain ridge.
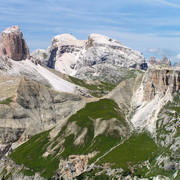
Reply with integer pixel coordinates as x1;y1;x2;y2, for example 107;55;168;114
0;26;179;180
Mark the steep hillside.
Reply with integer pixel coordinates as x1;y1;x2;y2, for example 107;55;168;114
0;65;179;180
1;99;131;179
0;26;179;180
0;74;86;161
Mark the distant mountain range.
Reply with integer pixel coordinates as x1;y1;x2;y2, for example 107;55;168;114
0;26;179;180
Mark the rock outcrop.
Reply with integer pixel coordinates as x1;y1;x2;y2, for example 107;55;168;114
130;64;180;132
148;56;160;65
46;34;86;74
142;65;180;101
73;34;145;83
58;154;95;180
31;49;48;66
161;56;171;66
32;33;146;83
148;56;171;66
107;75;143;117
0;75;85;157
0;26;30;61
75;33;145;70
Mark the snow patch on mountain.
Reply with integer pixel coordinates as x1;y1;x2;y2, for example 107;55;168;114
4;59;76;93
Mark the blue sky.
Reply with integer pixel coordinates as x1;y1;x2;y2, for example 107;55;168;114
0;0;180;63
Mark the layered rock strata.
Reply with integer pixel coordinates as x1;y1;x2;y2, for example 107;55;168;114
0;26;30;61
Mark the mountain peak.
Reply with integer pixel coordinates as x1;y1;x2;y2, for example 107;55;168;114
0;26;30;61
87;33;122;47
52;33;86;47
2;26;21;34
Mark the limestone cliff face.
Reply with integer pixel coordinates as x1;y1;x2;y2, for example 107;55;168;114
107;75;143;117
76;33;145;69
142;65;180;102
0;75;85;155
130;65;180;132
32;33;146;84
46;34;86;74
74;34;146;82
0;26;30;61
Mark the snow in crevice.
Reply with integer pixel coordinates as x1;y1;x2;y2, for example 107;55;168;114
6;59;77;93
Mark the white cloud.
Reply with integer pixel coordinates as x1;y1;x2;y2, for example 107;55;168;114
147;48;174;56
157;0;180;8
146;48;180;64
175;54;180;59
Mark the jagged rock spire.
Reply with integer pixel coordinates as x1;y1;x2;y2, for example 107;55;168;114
0;26;30;61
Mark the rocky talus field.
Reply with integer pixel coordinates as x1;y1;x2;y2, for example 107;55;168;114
0;26;179;180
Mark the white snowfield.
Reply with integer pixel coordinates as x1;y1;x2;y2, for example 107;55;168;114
7;59;77;93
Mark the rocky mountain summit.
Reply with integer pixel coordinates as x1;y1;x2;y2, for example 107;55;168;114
0;26;179;180
148;56;171;66
32;33;147;84
0;26;30;61
142;65;179;101
74;33;145;70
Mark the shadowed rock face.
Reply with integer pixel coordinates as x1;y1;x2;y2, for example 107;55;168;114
0;26;30;61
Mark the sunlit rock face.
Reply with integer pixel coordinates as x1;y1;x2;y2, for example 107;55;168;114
0;26;30;61
36;33;146;81
142;65;180;102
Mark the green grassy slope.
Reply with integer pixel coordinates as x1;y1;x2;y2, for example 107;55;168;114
9;99;130;178
8;93;179;179
69;68;143;97
9;130;60;178
69;76;116;97
99;133;158;170
53;99;130;163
